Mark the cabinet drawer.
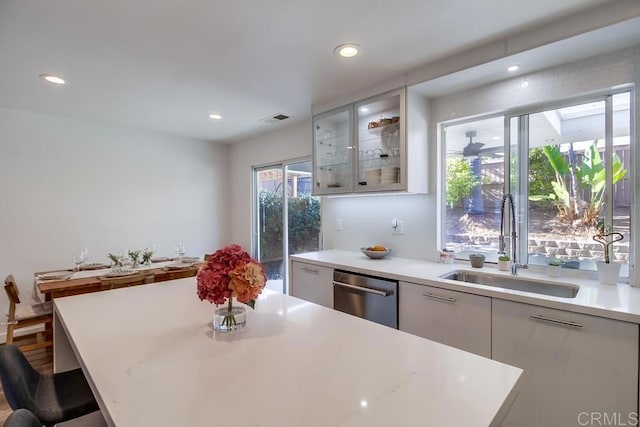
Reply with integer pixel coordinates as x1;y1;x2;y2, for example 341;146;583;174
290;261;333;308
399;281;491;357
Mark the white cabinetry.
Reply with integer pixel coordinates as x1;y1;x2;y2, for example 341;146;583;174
290;261;333;308
399;281;491;357
492;299;638;427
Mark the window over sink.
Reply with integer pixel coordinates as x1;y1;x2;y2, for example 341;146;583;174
440;90;632;278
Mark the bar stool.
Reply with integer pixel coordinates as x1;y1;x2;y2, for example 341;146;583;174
3;275;52;352
4;409;42;427
0;345;99;426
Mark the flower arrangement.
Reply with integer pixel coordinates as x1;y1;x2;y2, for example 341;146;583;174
128;249;142;267
593;220;624;263
108;253;122;267
197;244;266;329
141;248;154;265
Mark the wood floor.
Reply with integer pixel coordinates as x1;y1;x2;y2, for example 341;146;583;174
0;336;53;424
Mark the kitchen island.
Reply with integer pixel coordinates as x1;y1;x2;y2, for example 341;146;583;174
54;277;522;427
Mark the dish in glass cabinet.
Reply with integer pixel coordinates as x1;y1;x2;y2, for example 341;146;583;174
180;256;201;264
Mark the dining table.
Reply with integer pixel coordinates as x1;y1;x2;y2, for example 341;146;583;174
36;259;203;301
53;277;523;427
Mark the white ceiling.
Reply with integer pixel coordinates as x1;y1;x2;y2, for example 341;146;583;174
0;0;620;143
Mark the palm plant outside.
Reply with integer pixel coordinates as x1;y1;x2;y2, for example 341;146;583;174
529;140;627;227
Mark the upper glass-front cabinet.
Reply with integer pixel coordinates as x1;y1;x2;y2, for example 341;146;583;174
313;105;353;194
355;89;404;192
313;88;408;195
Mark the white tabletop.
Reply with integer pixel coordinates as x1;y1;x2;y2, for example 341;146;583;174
54;278;522;427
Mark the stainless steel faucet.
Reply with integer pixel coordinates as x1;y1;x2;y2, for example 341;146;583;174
499;193;525;274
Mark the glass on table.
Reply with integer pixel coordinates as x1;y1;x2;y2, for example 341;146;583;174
174;242;186;260
72;248;88;272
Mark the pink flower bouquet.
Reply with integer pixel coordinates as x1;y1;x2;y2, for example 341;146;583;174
197;244;266;328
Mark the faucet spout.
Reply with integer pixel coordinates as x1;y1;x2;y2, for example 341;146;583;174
499;193;521;274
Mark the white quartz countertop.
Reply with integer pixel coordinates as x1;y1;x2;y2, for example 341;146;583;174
54;278;522;427
291;250;640;324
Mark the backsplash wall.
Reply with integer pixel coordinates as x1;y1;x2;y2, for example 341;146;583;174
322;193;436;261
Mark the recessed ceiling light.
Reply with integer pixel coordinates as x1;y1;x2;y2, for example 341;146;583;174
208;113;222;120
360;107;369;113
520;80;530;89
492;136;501;140
334;43;360;58
39;74;66;85
507;65;520;72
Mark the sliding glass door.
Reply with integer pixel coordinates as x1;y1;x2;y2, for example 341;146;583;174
254;160;321;293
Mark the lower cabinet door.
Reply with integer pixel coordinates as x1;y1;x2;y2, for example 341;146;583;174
399;281;491;358
492;299;639;427
290;261;333;308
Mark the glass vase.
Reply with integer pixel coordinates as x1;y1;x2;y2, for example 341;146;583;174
213;300;246;332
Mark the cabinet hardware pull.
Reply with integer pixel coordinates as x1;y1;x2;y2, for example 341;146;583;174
332;281;392;297
422;293;456;303
301;267;320;274
530;314;582;328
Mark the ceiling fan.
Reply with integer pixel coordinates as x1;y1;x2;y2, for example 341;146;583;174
462;130;485;157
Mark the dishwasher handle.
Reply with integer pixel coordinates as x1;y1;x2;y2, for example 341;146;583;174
333;280;393;297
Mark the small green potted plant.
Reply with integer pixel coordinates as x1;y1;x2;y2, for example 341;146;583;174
497;254;510;272
593;220;624;285
547;258;563;277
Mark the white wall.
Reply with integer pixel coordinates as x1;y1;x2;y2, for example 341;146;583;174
228;121;312;251
0;108;229;314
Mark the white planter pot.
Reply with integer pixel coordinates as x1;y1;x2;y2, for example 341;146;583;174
547;265;562;278
497;260;510;272
597;262;621;285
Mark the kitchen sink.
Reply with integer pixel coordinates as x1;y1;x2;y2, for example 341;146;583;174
440;270;579;298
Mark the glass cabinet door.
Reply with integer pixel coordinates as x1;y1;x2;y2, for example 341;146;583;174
313;105;353;194
355;89;404;192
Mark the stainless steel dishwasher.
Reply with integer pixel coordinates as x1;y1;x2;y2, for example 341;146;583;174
333;270;398;328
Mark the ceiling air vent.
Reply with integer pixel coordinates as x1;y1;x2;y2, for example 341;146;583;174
260;113;290;124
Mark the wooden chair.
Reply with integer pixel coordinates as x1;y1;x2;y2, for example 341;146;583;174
98;273;154;291
3;275;53;352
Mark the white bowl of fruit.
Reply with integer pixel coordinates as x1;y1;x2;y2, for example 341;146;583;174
360;245;391;259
